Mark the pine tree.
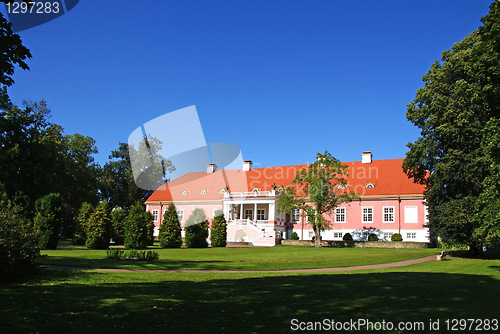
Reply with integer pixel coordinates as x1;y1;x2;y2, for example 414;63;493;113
33;193;63;249
73;202;93;245
185;208;209;248
110;207;126;245
159;204;182;248
86;201;111;249
124;202;150;249
210;211;226;247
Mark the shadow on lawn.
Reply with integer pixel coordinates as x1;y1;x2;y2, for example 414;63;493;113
1;270;499;334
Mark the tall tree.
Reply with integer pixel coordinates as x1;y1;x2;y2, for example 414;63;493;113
403;1;499;252
73;202;93;245
86;201;111;249
110;207;126;245
159;203;182;248
124;202;152;250
278;152;358;247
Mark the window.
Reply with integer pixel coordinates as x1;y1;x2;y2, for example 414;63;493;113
152;210;159;222
383;207;394;223
201;190;207;194
333;232;343;239
406;232;417;239
219;189;226;194
244;209;253;219
181;190;188;195
335;207;346;222
404;206;418;223
362;207;373;223
383;232;393;240
337;184;345;189
257;209;266;220
176;209;184;222
366;183;374;188
308;231;314;238
292;208;300;222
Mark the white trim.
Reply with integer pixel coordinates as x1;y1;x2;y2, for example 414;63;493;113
152;210;159;222
362;206;373;223
404;206;418;223
176;209;184;222
382;206;395;223
335;207;346;223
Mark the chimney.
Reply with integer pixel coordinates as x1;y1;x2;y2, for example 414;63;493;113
361;151;372;164
243;160;253;171
207;163;216;174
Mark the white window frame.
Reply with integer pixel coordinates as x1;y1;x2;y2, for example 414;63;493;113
333;232;343;239
152;210;159;222
383;206;395;223
362;207;373;223
404;206;418;223
244;209;253;220
257;209;266;221
383;232;393;240
176;209;184;222
308;231;314;238
406;232;417;239
292;208;300;222
335;207;346;223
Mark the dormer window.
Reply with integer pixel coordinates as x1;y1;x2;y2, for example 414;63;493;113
366;183;374;188
219;189;226;194
252;188;259;193
201;190;207;194
181;190;188;195
337;185;345;189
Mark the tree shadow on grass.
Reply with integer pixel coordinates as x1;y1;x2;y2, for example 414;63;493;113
1;270;499;334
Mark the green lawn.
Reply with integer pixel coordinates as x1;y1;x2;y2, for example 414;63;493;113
38;245;439;271
2;248;499;333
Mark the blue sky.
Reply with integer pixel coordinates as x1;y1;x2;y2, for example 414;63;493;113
2;0;494;168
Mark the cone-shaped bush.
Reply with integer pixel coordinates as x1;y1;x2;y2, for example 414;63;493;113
124;202;150;249
110;207;126;245
73;202;93;245
86;201;111;249
159;204;182;248
33;193;63;249
185;208;209;248
210;211;226;247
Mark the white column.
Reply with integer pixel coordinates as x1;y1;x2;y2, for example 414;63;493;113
254;203;257;221
240;203;243;220
269;203;275;221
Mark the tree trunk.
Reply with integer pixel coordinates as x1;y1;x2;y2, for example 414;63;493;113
314;227;321;248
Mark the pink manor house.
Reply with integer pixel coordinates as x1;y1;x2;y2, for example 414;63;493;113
145;152;429;246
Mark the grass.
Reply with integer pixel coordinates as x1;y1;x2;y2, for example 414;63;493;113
38;245;439;271
1;256;499;333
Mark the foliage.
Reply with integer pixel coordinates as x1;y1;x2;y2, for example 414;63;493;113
72;202;93;245
290;232;299;240
159;204;182;248
0;12;31;88
184;208;209;248
0;192;39;281
86;201;111;249
33;193;63;249
210;211;227;247
124;202;151;250
0;100;99;230
277;151;358;247
342;233;353;241
368;233;379;242
403;1;500;253
110;207;126;245
391;233;403;242
100;142;174;209
106;249;159;261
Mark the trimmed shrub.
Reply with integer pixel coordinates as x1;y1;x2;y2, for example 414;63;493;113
145;210;154;246
106;249;159;261
110;207;126;245
290;232;299;240
73;202;93;245
159;203;182;248
368;233;379;241
343;233;353;241
124;202;150;249
0;193;40;281
185;208;209;248
210;211;227;247
33;193;63;249
391;233;403;242
86;201;111;249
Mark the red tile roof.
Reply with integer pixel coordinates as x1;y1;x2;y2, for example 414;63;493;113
145;158;425;203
